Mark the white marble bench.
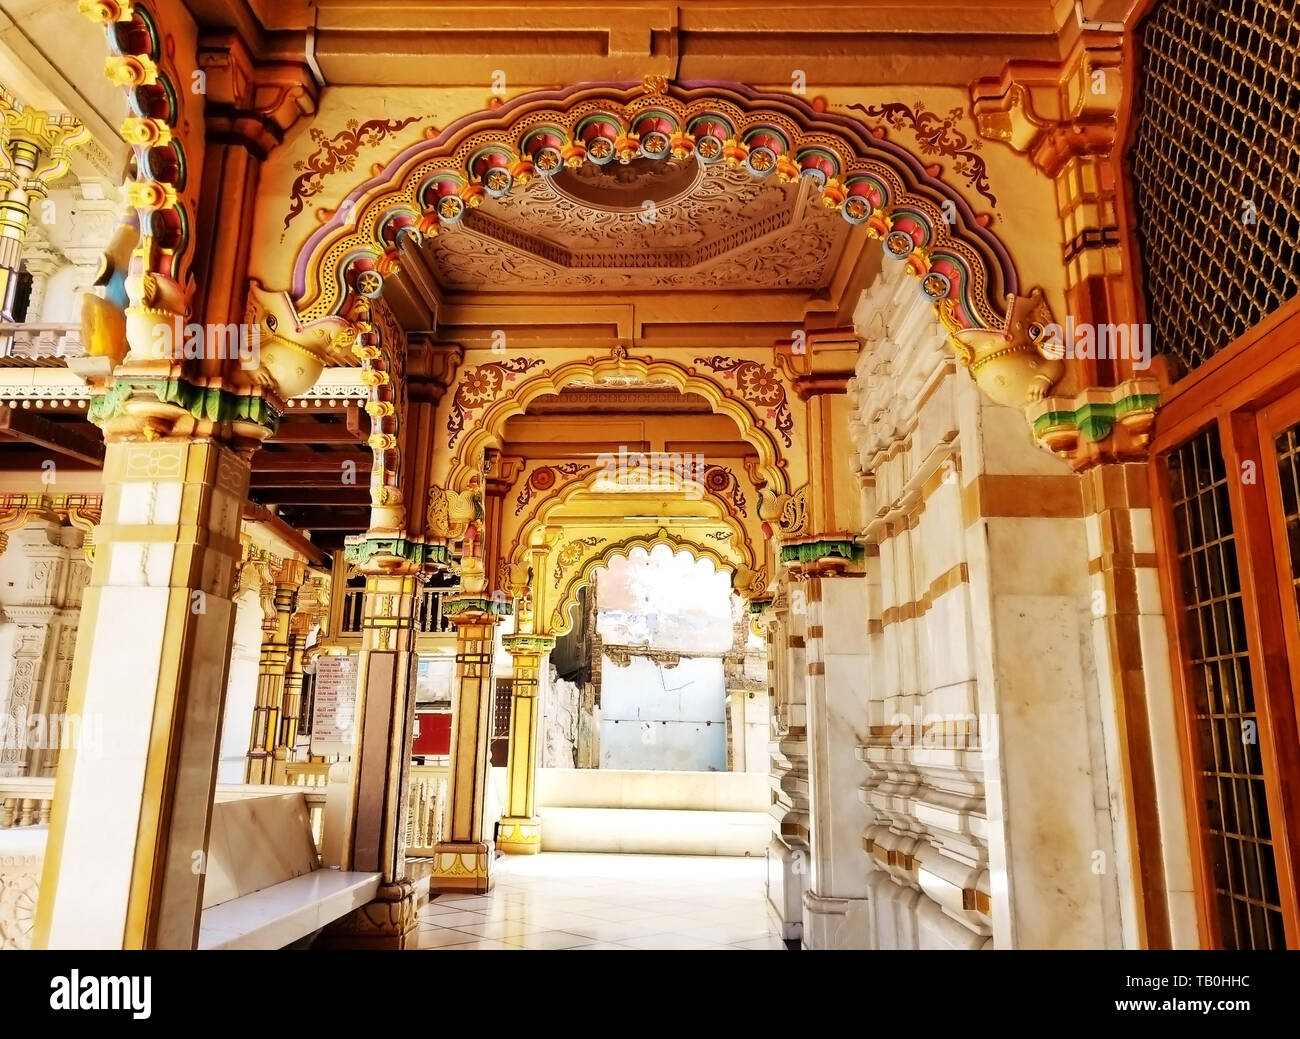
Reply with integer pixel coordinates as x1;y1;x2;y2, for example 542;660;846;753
198;868;380;950
199;792;378;950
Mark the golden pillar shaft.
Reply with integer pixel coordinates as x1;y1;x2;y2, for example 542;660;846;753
273;629;309;781
246;576;298;784
0;97;86;320
431;597;508;892
498;634;555;854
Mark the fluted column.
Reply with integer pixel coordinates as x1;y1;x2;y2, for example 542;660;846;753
498;633;555;853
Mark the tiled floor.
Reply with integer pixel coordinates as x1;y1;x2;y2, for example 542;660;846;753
414;852;789;950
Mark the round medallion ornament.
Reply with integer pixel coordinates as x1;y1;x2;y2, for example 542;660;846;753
533;146;563;176
482;167;513;197
641;130;671;160
746;146;778;178
841;194;873;226
530;467;557;491
356;270;385;299
919;271;951;301
437;194;467;226
884;229;916;259
587;136;616;165
695;134;724;164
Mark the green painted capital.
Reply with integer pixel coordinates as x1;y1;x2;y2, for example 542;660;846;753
344;534;448;568
442;594;513;619
502;634;557;653
778;538;862;566
89;376;282;433
1032;392;1160;445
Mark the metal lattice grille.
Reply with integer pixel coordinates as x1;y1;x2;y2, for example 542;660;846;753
1131;0;1300;372
1166;426;1284;949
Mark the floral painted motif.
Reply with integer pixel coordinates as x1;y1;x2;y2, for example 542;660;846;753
697;464;746;516
847;102;997;209
515;462;593;515
447;357;546;447
554;536;606;584
693;355;794;447
284;116;423;232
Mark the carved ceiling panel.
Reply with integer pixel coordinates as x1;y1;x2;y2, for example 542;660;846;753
422;160;849;292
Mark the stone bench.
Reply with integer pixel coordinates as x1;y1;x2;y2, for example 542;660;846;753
198;792;379;951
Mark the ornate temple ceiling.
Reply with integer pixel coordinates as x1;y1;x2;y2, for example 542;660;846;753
419;160;849;294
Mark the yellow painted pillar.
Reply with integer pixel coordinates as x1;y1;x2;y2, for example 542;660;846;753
498;633;555;853
432;594;509;892
272;627;308;784
319;555;421;948
246;559;303;784
34;439;251;949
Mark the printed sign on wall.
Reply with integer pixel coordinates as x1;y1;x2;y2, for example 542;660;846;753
311;653;359;756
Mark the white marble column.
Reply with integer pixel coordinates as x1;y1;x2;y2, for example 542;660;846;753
801;573;872;949
217;583;266;784
767;593;809;939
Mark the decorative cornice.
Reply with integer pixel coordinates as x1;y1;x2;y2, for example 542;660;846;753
198;31;319;159
970;32;1123;176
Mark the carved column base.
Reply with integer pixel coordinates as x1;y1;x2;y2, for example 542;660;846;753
802;890;872;950
316;880;418;950
430;841;493;893
497;817;542;854
766;835;808;940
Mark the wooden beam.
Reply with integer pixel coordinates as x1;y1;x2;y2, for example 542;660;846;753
241;503;328;567
250;487;372;506
250;471;368;488
252;453;370;473
267;422;365;444
0;407;105;466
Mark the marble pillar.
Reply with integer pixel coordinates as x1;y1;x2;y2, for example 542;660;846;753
767;593;810;940
801;571;872;949
35;439;249;950
217;583;264;784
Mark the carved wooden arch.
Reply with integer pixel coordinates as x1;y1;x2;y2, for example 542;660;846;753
288;80;1019;338
444;352;795;498
545;529;744;637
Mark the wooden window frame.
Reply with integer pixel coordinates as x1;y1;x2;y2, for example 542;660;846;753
1149;296;1300;947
